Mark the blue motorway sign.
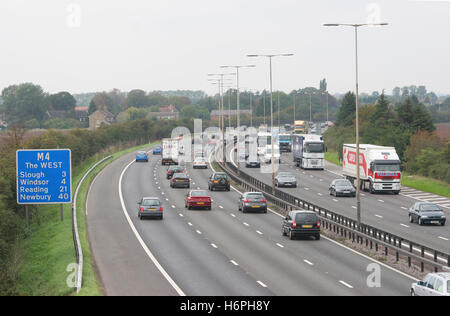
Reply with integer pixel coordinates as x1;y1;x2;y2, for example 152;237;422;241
16;149;72;205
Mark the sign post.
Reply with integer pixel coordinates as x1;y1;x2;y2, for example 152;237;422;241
16;149;72;224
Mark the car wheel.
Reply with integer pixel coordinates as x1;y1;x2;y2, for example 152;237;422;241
315;234;321;241
289;230;294;240
441;221;446;226
409;215;413;223
418;217;423;226
410;289;415;297
282;227;287;236
160;215;163;220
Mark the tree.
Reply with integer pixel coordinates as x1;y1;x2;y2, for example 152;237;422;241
392;87;401;102
49;92;76;112
417;86;427;101
125;89;150;109
2;83;48;127
88;99;97;115
411;103;435;132
319;79;327;92
397;98;414;126
335;92;356;127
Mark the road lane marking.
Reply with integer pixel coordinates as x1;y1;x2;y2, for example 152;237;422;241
118;159;185;296
230;213;236;218
256;230;263;235
211;243;218;248
188;222;193;226
339;280;353;289
230;260;239;266
304;260;314;266
219;205;224;209
438;236;449;241
196;230;202;235
179;213;184;217
276;243;284;248
333;199;339;202
257;281;267;288
400;224;410;228
378;200;384;203
375;214;383;219
243;222;249;227
317;193;323;196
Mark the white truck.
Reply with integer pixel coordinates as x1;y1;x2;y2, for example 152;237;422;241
292;134;325;170
162;138;179;165
342;144;401;194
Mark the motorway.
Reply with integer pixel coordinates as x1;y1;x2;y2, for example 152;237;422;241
230;148;450;255
86;146;416;296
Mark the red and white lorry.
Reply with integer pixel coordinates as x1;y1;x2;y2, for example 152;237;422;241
342;144;401;194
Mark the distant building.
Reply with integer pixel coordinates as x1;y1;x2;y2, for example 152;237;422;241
89;110;115;130
75;107;89;123
46;110;66;119
210;109;252;121
147;104;180;120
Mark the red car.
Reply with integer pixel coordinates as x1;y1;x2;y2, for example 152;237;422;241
185;190;212;210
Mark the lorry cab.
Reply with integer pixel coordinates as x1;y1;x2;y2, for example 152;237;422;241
292;134;325;170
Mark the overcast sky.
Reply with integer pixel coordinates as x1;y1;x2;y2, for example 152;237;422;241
0;0;449;96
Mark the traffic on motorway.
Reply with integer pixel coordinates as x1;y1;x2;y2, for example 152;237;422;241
123;124;449;296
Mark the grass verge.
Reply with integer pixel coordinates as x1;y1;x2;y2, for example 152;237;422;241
324;151;342;166
13;142;158;296
401;173;450;198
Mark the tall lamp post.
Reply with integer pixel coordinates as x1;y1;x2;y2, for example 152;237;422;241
324;22;388;227
247;54;294;192
220;65;256;172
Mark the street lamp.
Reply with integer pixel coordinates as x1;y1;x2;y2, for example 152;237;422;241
247;54;294;193
220;65;256;173
324;22;388;227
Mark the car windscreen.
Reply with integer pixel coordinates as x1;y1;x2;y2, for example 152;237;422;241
279;135;291;141
295;213;317;223
191;191;208;197
420;204;441;212
279;173;293;178
335;180;352;186
142;199;160;206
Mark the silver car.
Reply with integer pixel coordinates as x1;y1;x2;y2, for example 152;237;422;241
411;272;450;296
275;172;297;188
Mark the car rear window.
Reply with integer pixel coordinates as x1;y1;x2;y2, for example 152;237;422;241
174;173;188;178
214;174;228;179
191;191;208;197
142;199;160;206
247;193;264;199
295;213;317;223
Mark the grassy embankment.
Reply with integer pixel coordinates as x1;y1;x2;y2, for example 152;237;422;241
13;142;158;296
324;150;449;198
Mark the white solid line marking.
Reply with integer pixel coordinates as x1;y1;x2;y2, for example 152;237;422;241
438;236;449;241
230;260;239;266
400;224;410;228
276;243;284;248
211;243;218;248
118;159;185;296
339;280;354;289
304;260;314;266
256;230;263;235
257;281;267;288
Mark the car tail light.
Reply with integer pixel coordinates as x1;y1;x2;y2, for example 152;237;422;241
292;221;297;228
317;221;321;228
160;207;163;212
244;199;250;203
140;207;144;212
261;199;266;203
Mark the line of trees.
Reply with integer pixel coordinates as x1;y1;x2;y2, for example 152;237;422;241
324;92;449;183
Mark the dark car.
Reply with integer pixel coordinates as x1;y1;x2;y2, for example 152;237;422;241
245;156;261;168
167;165;184;179
170;173;190;188
238;192;267;213
135;151;149;162
282;210;321;240
138;197;163;220
185;190;212;210
329;179;356;197
275;172;297;188
208;172;230;191
409;202;446;226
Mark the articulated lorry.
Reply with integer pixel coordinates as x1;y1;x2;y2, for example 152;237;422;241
292;134;325;170
278;133;292;152
162;138;179;165
342;144;401;194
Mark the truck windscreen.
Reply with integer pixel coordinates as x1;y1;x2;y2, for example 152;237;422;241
305;143;324;153
373;163;400;171
279;136;291;141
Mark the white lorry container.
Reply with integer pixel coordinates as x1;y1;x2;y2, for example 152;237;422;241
342;144;401;194
162;138;179;165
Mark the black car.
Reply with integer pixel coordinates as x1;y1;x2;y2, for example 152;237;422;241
238;192;267;213
167;166;184;179
138;197;163;220
282;210;321;240
208;172;230;191
245;156;261;168
409;202;446;226
275;172;297;188
170;173;190;188
329;179;356;197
